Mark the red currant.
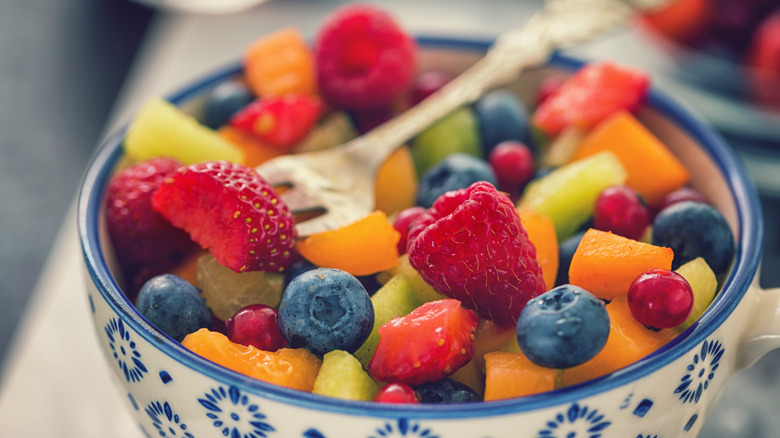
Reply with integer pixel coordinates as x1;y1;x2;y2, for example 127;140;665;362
225;304;287;351
411;70;453;104
627;268;694;329
373;382;419;404
594;185;649;240
657;186;709;212
488;141;535;199
393;206;427;254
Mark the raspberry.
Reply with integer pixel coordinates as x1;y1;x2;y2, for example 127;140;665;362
151;160;296;273
105;157;199;291
407;181;546;326
368;299;478;386
314;3;417;110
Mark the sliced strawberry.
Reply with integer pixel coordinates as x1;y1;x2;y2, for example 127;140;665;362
532;61;650;137
368;299;478;387
230;94;323;151
151;160;297;273
105;157;199;295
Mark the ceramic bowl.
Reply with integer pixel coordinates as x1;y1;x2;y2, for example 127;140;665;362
78;37;780;438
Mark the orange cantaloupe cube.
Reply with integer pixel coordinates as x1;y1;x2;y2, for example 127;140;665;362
569;228;673;300
375;146;419;216
562;294;677;386
243;28;318;98
296;211;400;276
484;351;558;400
182;329;321;392
219;126;285;167
569;110;690;205
517;207;559;290
449;319;517;396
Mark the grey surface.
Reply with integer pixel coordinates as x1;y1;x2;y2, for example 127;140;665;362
0;0;152;368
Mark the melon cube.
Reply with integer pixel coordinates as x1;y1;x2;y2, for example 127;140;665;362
195;253;283;321
675;257;718;329
312;350;379;401
353;273;419;366
124;97;244;165
570;110;690;205
562;294;677;386
484;351;559;400
568;228;674;301
519;150;627;240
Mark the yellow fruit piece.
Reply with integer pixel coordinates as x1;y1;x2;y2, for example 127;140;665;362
675;257;718;329
354;274;418;366
375;146;419;216
244;27;318;98
517;207;559;290
182;329;321;392
195;253;284;321
484;351;558;401
296;211;400;276
382;254;447;304
312;350;379;401
124;97;244;165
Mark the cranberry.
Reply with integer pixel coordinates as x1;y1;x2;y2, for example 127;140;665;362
593;185;649;240
488;141;535;199
411;70;453;104
373;382;420;404
393;206;427;254
627;269;694;329
225;304;287;351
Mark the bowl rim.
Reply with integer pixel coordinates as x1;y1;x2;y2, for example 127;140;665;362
78;35;763;418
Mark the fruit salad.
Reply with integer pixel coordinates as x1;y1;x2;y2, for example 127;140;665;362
103;3;736;404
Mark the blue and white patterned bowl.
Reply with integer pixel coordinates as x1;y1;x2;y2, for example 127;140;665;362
78;37;780;438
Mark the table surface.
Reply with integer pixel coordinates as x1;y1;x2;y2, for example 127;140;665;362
0;1;779;437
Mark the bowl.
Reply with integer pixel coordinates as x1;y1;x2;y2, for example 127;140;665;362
78;36;780;437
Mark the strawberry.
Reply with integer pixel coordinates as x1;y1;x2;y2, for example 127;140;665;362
230;94;323;151
532;61;650;137
368;299;478;386
151;160;296;273
407;181;546;327
315;3;417;111
104;157;199;295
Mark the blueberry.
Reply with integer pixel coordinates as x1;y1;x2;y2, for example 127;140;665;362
556;231;586;287
652;201;735;274
416;153;497;208
474;89;532;155
278;268;374;356
285;260;380;295
516;284;609;369
414;378;480;403
203;79;255;129
135;274;211;342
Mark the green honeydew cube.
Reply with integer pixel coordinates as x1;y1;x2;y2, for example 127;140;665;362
519;150;627;240
354;273;419;366
412;107;483;175
675;257;718;329
312;350;379;401
124;97;243;165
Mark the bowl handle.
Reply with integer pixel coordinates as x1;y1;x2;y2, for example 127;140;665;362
736;284;780;369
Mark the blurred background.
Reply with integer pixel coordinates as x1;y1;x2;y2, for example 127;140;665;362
0;0;778;436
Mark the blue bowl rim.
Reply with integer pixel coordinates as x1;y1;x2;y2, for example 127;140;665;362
78;35;763;418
